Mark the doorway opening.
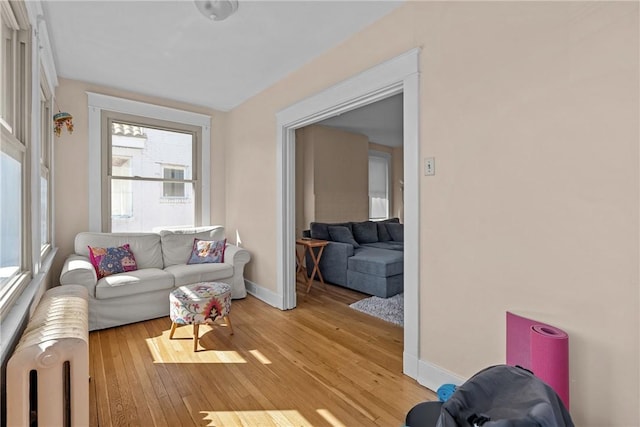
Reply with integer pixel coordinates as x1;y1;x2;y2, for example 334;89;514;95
276;48;420;378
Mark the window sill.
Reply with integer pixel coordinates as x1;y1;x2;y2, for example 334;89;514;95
160;197;191;204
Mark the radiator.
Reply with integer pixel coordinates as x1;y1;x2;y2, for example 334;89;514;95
6;285;89;427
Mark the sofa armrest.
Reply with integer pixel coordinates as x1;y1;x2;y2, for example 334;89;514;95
60;254;98;297
306;241;354;286
312;241;354;264
224;244;250;266
221;244;251;299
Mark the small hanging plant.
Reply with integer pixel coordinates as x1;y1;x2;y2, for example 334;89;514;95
53;111;74;137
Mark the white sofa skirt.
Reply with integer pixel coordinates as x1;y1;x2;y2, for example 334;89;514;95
88;288;173;331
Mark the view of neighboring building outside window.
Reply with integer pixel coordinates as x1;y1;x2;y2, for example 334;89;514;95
0;151;22;285
110;122;194;232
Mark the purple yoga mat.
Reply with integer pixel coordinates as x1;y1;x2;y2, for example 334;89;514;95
506;311;570;409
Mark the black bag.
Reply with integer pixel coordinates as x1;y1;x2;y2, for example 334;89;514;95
436;365;574;427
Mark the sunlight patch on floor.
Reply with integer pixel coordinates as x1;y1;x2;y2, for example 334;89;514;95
248;349;272;364
201;409;312;426
317;409;347;427
145;330;247;364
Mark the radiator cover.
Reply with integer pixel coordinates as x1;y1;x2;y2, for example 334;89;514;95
6;285;89;427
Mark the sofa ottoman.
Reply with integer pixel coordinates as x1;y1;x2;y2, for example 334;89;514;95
305;219;403;298
347;248;403;298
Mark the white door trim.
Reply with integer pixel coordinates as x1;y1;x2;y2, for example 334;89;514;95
276;48;420;378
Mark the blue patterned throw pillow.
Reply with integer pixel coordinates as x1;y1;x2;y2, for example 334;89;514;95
88;244;138;279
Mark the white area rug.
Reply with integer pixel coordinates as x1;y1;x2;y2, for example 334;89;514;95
349;293;403;326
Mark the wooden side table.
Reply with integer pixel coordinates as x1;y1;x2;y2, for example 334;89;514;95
295;238;329;293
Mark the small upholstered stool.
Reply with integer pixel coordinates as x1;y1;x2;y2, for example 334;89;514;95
169;282;233;351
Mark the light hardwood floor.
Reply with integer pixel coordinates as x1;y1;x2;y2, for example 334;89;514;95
88;281;437;426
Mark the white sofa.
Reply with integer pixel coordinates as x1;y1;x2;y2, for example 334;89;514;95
59;226;250;331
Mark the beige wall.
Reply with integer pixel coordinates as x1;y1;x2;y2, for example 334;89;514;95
53;78;225;279
222;2;639;425
293;134;404;237
295;125;369;236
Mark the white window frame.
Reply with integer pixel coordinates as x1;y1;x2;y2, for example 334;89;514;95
0;1;31;319
1;0;59;368
103;112;200;232
87;93;211;232
39;71;52;258
368;150;391;220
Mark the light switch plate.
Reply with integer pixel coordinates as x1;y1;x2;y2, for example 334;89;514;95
425;157;435;176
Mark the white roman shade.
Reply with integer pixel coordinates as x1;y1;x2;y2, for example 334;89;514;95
369;154;389;219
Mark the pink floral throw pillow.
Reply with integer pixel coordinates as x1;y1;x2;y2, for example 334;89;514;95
88;243;138;279
187;238;227;264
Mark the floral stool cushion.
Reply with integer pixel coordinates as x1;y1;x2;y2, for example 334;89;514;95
170;282;231;325
169;282;233;351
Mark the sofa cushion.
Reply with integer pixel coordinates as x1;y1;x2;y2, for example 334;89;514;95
348;248;403;277
95;268;174;300
352;221;378;244
386;223;404;242
165;263;234;287
376;218;399;242
327;226;360;248
310;222;352;241
75;232;163;269
376;222;392;242
160;226;225;267
362;241;404;251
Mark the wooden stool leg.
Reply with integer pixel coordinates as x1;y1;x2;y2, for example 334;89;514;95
193;323;200;352
169;322;178;339
224;315;234;335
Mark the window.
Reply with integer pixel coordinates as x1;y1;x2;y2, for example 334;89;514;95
106;117;199;232
89;93;211;233
0;148;23;283
163;167;186;198
368;151;391;220
1;17;14;131
40;80;52;256
0;1;30;316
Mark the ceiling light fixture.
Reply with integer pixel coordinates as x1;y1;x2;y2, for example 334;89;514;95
194;0;238;21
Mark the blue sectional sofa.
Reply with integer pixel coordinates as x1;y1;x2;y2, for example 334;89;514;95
304;218;403;298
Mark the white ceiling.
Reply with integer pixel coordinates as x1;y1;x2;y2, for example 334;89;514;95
319;93;403;147
43;0;403;112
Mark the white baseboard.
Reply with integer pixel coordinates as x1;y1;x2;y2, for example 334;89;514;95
245;280;282;309
417;359;467;392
